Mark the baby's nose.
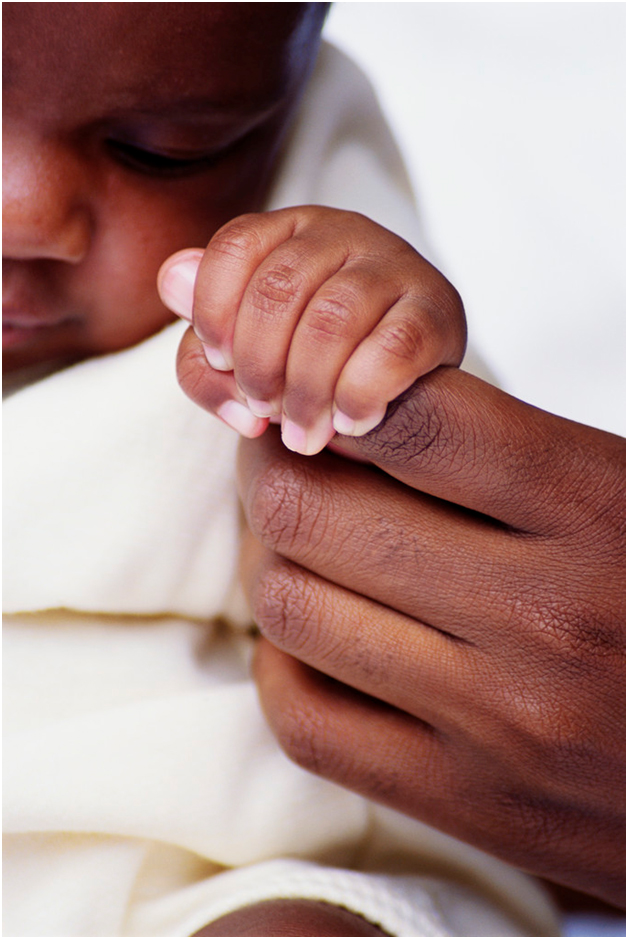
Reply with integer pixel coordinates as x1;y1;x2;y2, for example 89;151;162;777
2;135;92;264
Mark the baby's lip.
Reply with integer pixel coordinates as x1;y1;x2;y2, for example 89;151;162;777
2;307;69;328
2;307;74;349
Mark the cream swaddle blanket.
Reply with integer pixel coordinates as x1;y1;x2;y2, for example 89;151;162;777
3;44;559;937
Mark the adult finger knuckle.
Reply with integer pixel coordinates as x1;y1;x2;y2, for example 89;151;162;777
252;562;317;654
246;466;298;548
482;639;623;798
529;581;625;661
369;381;468;469
573;449;625;546
490;786;569;862
245;460;329;558
272;696;341;778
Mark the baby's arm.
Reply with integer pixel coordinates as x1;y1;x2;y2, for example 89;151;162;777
159;206;466;455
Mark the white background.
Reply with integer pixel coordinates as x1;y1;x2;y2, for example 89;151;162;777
324;2;625;436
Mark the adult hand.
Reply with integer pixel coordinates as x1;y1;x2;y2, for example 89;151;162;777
230;366;625;908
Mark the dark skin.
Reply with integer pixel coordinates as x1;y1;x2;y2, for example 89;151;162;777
3;2;327;372
158;206;466;454
229;369;623;910
179;325;624;911
6;0;624;929
3;3;384;936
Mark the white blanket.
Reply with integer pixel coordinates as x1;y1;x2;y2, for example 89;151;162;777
3;43;559;937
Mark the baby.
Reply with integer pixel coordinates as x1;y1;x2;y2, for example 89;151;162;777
157;203;465;456
3;4;559;936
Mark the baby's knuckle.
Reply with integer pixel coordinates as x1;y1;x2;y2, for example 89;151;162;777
305;292;362;341
414;272;465;320
249;264;305;317
377;316;424;363
406;282;466;359
175;336;212;406
207;216;262;265
433;280;465;326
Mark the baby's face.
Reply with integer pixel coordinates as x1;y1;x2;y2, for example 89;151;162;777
3;3;326;373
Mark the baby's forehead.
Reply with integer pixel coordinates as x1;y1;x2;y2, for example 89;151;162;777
4;3;326;120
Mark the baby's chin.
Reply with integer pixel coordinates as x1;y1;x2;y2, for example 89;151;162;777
3;319;81;374
3;344;83;378
2;327;93;389
2;357;77;397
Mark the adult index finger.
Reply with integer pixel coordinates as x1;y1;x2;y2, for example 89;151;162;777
333;366;625;536
237;432;527;638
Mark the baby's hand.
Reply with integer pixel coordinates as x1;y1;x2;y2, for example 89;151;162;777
158;207;466;455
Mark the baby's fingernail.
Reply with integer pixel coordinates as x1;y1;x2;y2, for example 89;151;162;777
217;400;265;437
202;343;233;371
158;254;201;321
281;419;307;454
282;417;334;456
246;397;281;419
332;408;386;437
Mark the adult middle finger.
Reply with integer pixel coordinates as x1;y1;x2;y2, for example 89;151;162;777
240;530;481;728
237;428;541;645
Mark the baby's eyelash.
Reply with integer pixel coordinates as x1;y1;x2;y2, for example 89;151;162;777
106;139;219;176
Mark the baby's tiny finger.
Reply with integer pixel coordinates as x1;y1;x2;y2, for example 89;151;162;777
278;264;398;452
159;251;235;371
332;408;386;438
333;296;453;430
218;399;268;438
158;249;203;323
176;327;267;438
281;414;336;456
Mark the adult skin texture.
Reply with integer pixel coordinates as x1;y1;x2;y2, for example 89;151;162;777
183;357;625;908
2;2;328;373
